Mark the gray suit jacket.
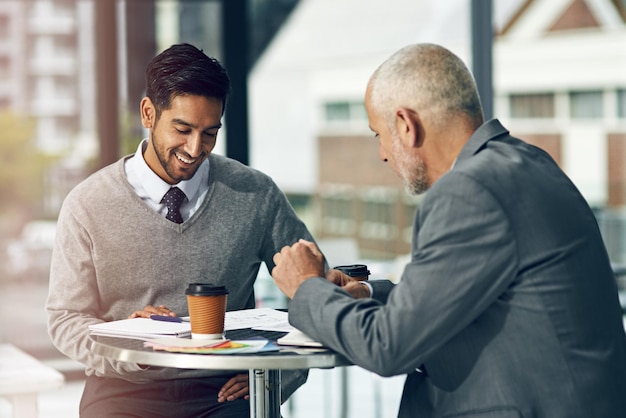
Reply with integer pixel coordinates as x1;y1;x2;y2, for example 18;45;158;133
290;119;626;417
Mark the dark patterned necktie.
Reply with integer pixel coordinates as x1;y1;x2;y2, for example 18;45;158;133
161;187;186;224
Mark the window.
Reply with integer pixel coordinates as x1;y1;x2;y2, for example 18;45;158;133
325;102;350;121
0;15;9;39
509;93;555;118
320;186;356;236
402;195;421;243
570;90;603;119
324;101;367;123
0;55;9;79
359;188;397;241
618;89;626;119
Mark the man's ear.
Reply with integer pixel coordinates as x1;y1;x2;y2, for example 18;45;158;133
140;97;155;129
395;107;422;148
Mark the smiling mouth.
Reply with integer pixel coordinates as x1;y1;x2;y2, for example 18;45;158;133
175;152;197;165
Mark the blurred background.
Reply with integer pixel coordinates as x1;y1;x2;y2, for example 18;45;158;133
1;0;625;417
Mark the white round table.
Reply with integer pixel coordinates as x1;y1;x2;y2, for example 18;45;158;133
91;334;351;418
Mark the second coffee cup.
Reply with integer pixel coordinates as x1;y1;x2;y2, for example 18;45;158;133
185;283;229;340
333;264;370;281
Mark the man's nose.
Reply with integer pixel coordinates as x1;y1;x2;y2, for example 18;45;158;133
184;133;202;157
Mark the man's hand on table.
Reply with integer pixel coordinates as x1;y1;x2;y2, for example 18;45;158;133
128;304;178;319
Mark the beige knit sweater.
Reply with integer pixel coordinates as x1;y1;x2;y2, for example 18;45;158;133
46;153;311;398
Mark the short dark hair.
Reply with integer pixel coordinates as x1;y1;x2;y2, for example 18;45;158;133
145;43;230;117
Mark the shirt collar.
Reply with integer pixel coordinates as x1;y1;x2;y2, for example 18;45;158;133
129;139;208;204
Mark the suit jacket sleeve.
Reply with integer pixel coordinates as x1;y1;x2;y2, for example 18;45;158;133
288;171;518;377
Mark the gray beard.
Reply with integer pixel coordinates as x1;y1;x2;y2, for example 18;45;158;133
392;137;429;195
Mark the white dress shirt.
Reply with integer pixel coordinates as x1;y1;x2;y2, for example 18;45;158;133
124;139;209;222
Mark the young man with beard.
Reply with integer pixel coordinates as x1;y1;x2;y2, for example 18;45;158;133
271;43;626;417
47;43;312;417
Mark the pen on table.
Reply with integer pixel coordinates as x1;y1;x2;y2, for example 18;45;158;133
150;314;183;323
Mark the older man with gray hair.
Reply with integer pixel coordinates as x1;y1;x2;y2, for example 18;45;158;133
272;43;626;418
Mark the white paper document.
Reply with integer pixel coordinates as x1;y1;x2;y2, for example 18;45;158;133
89;308;296;340
89;318;191;339
224;308;295;332
276;329;324;348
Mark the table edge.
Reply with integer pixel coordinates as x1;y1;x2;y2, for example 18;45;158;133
91;337;352;371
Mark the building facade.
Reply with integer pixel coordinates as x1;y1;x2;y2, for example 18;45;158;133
250;0;626;260
0;0;97;216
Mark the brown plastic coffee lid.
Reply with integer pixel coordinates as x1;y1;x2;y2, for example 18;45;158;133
185;283;229;296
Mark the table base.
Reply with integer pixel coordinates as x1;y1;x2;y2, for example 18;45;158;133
249;369;281;418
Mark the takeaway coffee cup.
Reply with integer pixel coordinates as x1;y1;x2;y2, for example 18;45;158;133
185;283;229;339
333;264;370;281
